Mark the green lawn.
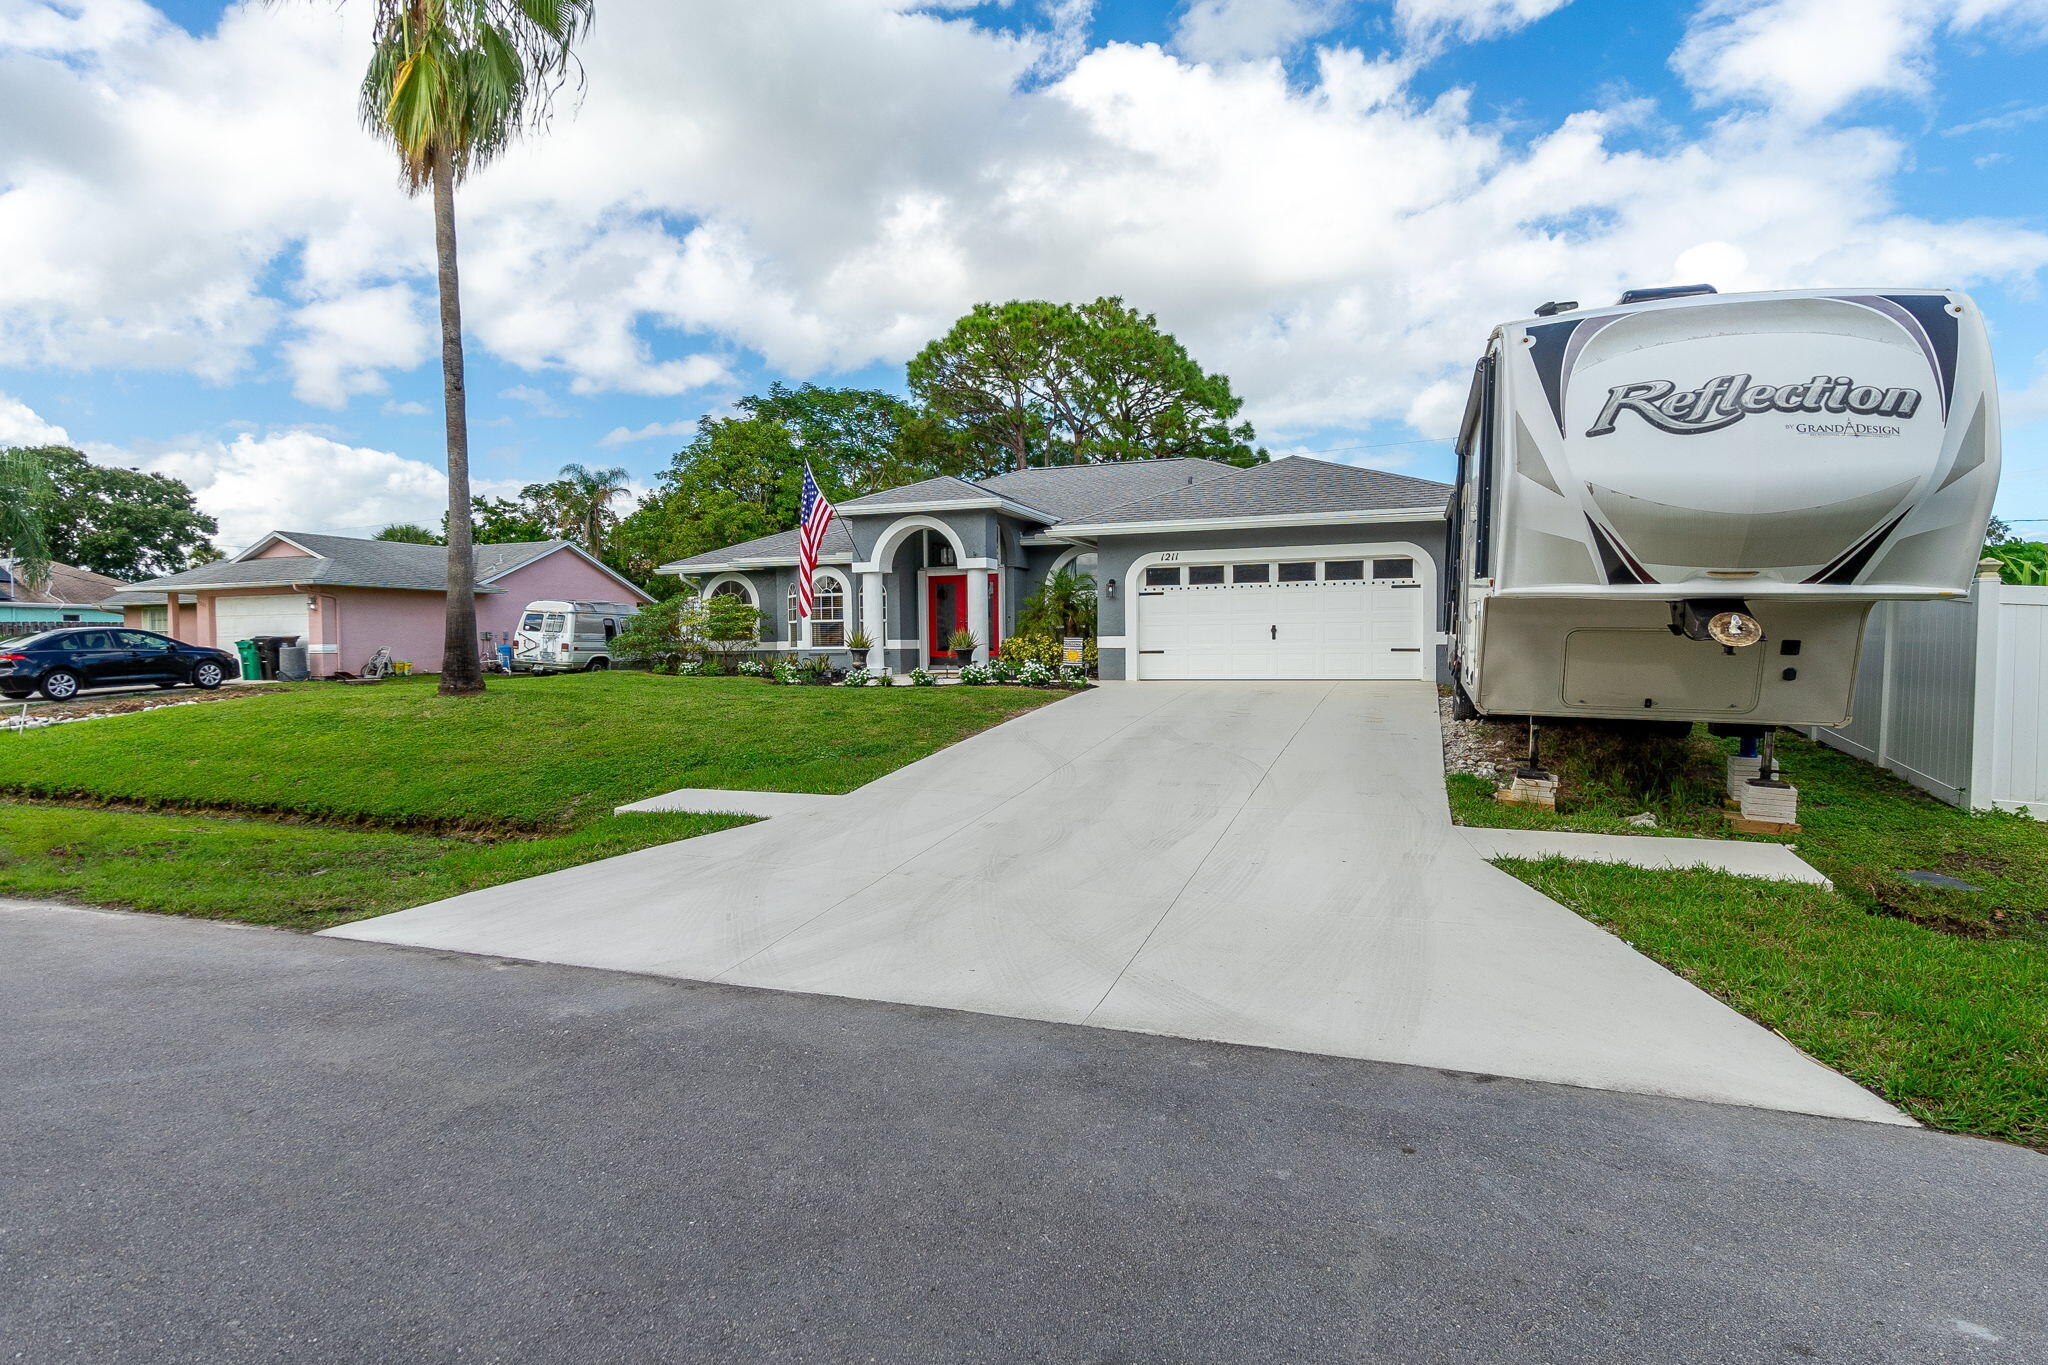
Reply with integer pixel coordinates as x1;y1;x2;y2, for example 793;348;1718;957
0;671;1067;930
0;803;744;932
1449;722;2048;1147
0;671;1065;832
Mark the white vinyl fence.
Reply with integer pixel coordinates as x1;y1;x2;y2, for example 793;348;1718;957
1804;566;2048;819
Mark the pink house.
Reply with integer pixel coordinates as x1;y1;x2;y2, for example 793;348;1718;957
115;531;651;678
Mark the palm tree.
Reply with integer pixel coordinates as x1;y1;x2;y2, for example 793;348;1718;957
555;462;632;554
0;448;54;595
358;0;593;696
1018;567;1097;638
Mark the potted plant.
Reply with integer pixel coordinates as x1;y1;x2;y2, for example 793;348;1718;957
844;629;874;662
947;628;979;665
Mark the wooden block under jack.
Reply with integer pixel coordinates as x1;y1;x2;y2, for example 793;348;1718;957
1496;769;1560;809
1725;812;1801;834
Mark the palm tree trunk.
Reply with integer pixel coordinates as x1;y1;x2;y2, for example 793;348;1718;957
432;145;484;696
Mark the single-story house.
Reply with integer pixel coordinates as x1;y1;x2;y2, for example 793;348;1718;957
115;531;651;677
659;454;1454;682
0;560;127;631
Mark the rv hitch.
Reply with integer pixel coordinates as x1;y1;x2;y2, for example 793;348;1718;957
1670;598;1764;649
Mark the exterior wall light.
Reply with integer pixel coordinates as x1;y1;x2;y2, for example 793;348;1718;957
1105;578;1117;599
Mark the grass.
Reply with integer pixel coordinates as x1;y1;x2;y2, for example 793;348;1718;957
1504;859;2048;1148
0;670;1068;930
0;671;1065;832
1448;719;2048;1146
0;803;746;932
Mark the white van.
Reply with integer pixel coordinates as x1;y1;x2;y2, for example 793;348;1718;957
511;599;641;673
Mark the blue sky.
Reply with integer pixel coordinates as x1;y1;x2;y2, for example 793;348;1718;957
2;0;2045;549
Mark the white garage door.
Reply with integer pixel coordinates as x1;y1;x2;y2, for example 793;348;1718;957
212;594;310;643
1134;551;1428;681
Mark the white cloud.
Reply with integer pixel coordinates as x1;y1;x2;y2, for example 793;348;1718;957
281;284;432;407
382;399;429;416
1171;0;1351;63
1674;0;2048;124
118;430;457;549
1;0;2046;445
499;385;566;417
598;419;697;447
0;392;70;446
1394;0;1570;43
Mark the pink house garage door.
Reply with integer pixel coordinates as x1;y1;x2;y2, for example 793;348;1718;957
1134;552;1427;681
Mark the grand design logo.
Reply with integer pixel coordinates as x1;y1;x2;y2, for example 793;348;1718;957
1586;374;1923;437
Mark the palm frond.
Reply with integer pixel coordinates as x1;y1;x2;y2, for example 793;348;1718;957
353;0;592;196
0;448;55;591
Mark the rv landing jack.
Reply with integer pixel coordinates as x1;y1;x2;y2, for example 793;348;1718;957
1497;718;1560;809
1727;726;1801;833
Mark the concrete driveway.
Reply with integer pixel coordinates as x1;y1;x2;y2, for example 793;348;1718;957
329;682;1902;1125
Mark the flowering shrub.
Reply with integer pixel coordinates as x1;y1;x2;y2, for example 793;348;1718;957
674;660;704;676
771;661;801;685
736;659;767;677
1015;659;1056;687
909;667;937;687
957;662;997;685
988;657;1018;683
1060;663;1088;688
841;667;878;687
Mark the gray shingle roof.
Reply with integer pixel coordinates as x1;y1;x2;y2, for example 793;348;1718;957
0;560;129;607
837;475;992;511
127;532;575;596
976;458;1240;522
1060;456;1452;528
665;455;1446;571
665;520;857;571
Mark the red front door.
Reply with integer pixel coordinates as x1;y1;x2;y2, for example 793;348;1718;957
926;573;1000;662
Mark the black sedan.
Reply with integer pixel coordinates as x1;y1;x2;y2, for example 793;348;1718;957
0;628;239;701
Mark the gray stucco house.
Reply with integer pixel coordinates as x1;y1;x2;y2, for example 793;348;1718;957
657;455;1452;682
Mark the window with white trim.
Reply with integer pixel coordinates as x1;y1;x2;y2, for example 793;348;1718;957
811;575;846;647
786;584;801;645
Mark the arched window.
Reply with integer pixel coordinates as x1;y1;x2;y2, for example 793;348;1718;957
811;574;846;648
710;580;752;605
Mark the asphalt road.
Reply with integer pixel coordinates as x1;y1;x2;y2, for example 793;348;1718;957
4;899;2043;1364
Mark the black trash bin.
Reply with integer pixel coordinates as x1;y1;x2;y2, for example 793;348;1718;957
250;635;295;681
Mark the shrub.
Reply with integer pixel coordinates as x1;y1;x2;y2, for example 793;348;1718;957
771;661;801;685
1016;659;1056;686
957;661;997;685
999;632;1063;671
736;659;767;677
674;660;704;676
841;667;878;687
909;667;937;687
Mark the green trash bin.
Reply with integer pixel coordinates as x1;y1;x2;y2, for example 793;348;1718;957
234;639;260;682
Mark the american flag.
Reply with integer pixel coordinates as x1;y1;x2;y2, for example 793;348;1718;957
795;463;836;618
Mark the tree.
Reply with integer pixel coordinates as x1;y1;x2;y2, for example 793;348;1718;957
357;0;593;695
1017;566;1097;638
375;522;444;544
6;445;217;581
699;591;766;669
0;447;54;590
465;493;555;543
1985;515;2014;546
611;382;995;592
612;594;694;673
554;461;632;553
908;297;1264;471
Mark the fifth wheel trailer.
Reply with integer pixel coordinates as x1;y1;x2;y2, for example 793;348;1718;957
1447;286;2000;727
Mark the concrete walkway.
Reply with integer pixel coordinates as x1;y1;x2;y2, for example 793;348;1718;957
328;682;1904;1125
1458;826;1833;885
